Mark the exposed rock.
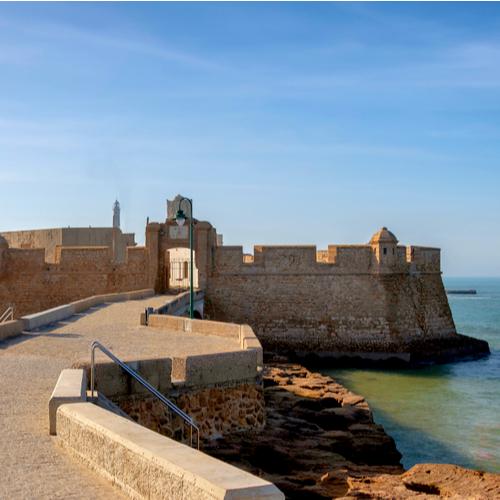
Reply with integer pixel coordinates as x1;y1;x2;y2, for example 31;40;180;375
204;363;403;499
204;363;500;498
341;463;500;499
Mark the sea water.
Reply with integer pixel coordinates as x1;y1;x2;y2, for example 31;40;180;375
324;277;500;473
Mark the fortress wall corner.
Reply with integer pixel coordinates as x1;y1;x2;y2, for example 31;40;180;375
407;246;441;273
207;242;455;353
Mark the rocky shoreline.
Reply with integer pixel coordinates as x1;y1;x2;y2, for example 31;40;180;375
204;363;403;498
204;362;500;499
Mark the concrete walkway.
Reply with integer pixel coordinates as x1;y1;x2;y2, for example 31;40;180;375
0;294;241;499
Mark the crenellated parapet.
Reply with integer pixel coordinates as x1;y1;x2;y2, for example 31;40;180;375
407;245;441;273
205;225;455;359
0;243;149;318
212;227;442;277
3;244;147;269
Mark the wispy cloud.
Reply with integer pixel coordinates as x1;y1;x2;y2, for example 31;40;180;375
0;14;219;70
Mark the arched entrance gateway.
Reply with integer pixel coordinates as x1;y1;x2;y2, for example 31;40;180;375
145;195;220;294
166;247;199;292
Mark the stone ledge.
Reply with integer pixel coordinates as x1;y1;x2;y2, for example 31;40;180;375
57;402;284;500
21;288;154;332
74;357;172;398
147;315;264;369
49;369;87;435
0;319;24;342
173;350;258;386
23;303;75;331
240;324;263;367
148;313;241;339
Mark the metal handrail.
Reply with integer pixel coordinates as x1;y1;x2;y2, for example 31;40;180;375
90;340;200;449
0;306;14;323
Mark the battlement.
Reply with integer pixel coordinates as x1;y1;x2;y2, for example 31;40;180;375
407;246;441;273
4;244;147;269
0;244;149;318
214;241;441;275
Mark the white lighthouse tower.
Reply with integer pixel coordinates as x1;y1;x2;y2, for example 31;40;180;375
113;200;120;229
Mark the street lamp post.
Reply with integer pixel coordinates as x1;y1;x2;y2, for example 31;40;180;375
174;197;194;319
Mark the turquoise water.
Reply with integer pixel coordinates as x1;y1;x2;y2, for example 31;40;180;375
324;277;500;473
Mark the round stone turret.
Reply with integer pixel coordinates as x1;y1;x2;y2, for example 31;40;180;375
369;227;398;269
369;227;398;245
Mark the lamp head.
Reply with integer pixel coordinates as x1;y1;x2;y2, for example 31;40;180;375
175;209;186;227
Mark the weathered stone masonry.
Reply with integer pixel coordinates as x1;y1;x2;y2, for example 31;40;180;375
115;380;265;442
204;229;460;357
0;242;149;317
1;201;488;361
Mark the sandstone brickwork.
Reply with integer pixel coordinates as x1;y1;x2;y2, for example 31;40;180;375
1;200;487;362
114;379;265;443
0;245;149;317
205;242;458;358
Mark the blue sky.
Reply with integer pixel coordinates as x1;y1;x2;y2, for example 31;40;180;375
1;2;499;276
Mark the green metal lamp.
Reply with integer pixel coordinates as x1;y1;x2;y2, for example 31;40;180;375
175;209;186;227
172;198;194;319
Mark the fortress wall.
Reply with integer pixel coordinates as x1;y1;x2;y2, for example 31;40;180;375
207;246;455;353
215;245;377;275
215;245;376;275
1;227;136;264
1;228;62;262
0;246;149;318
408;246;441;272
125;246;148;271
328;245;373;271
55;247;112;271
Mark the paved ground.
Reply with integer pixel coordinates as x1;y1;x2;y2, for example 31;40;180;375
0;294;241;499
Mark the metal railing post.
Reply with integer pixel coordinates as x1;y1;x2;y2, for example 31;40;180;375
89;340;200;449
0;306;14;323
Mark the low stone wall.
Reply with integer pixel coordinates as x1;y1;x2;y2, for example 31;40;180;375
0;288;154;337
148;314;263;367
115;379;265;442
48;368;87;435
173;350;258;386
75;357;172;399
72;310;266;444
0;319;24;342
56;402;284;499
148;289;205;318
79;316;267;442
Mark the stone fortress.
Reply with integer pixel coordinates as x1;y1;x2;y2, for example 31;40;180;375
0;194;488;364
0;195;494;500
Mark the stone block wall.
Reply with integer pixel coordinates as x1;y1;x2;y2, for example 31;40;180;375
0;245;149;317
115;379;265;443
206;245;456;354
172;350;258;386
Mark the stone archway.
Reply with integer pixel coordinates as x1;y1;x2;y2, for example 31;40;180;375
145;218;218;294
166;247;199;292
